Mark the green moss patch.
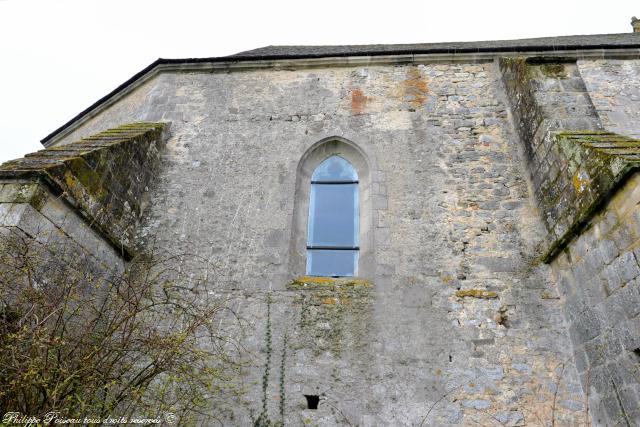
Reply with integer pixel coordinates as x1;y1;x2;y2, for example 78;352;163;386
0;122;167;260
287;276;373;357
540;63;567;78
455;289;498;299
288;275;372;290
541;131;640;262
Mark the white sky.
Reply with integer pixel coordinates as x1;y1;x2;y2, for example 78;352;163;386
0;0;637;163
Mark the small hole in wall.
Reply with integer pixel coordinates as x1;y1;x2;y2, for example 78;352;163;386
449;355;453;362
304;394;320;410
633;348;640;360
494;308;509;328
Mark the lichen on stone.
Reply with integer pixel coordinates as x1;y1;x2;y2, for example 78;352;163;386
455;289;499;299
540;63;567;78
0;121;168;259
540;131;640;262
288;276;372;289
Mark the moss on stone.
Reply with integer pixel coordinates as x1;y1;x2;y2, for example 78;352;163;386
0;182;48;210
293;286;372;357
540;63;567;78
288;276;372;289
0;122;167;261
455;289;498;299
66;158;107;202
541;131;640;262
287;276;373;356
500;56;535;82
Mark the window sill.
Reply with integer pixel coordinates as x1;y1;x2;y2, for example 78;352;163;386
288;275;372;290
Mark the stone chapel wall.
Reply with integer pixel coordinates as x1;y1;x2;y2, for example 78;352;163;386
501;56;640;426
31;53;640;424
103;63;583;425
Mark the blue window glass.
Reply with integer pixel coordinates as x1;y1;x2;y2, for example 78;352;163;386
307;249;359;277
308;184;358;247
311;156;358;182
307;156;359;277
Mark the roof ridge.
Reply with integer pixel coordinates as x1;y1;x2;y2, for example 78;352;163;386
232;32;639;55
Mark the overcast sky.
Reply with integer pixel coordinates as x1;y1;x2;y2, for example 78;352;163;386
0;0;637;163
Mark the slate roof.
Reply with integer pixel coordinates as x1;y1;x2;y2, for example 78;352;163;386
231;33;640;58
41;32;640;145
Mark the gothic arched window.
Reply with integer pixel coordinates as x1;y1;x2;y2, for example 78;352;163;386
306;156;359;276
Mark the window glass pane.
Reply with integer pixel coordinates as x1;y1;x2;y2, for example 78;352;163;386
312;156;358;182
308;183;358;247
307;249;358;277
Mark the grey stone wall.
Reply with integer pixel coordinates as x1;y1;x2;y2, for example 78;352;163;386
500;56;640;426
0;122;170;342
0;123;168;258
44;62;590;425
499;58;604;251
0;181;124;277
580;59;640;139
551;172;640;426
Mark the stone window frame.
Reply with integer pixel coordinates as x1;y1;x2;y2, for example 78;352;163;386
289;136;375;279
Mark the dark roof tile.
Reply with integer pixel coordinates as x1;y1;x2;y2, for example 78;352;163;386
231;33;640;58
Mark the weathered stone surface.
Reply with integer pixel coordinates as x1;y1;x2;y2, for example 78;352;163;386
16;44;640;425
580;59;640;139
497;55;640;425
541;131;640;260
551;172;640;426
35;61;589;425
0;122;168;258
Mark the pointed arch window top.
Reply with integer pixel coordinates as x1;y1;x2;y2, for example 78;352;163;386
311;156;358;183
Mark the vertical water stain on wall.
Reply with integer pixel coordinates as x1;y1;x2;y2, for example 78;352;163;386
351;88;370;115
399;67;430;108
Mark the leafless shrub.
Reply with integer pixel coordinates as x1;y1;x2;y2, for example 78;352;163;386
0;227;243;423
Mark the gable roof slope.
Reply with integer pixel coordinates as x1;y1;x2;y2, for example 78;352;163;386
231;33;640;58
42;32;640;146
